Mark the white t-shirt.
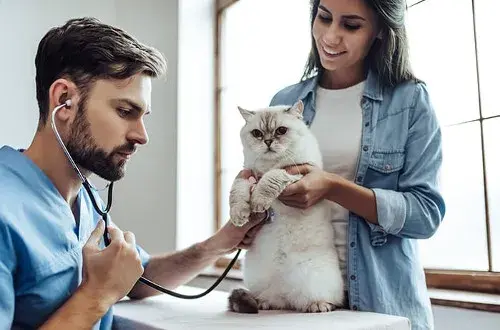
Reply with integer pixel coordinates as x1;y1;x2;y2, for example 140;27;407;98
310;81;364;287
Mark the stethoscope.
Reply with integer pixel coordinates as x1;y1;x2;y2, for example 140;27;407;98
51;99;241;299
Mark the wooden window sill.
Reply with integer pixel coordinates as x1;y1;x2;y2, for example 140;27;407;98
425;269;500;294
429;288;500;313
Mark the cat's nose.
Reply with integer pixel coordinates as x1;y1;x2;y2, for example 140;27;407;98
264;139;273;147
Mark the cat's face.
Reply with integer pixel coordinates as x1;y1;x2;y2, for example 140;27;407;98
238;101;306;162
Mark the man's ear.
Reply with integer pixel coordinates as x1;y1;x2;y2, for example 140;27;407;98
48;78;79;122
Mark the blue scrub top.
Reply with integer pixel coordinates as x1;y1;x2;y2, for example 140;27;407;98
0;145;151;329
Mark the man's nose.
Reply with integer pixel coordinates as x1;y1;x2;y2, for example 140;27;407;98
129;119;149;145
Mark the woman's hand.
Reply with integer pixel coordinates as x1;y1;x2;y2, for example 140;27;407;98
278;164;336;209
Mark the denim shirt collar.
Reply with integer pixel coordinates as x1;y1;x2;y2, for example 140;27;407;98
297;69;384;104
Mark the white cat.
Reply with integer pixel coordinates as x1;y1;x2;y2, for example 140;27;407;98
228;100;344;314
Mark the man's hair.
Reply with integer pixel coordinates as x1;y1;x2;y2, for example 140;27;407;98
35;17;167;125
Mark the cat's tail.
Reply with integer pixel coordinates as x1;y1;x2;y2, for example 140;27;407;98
228;288;259;313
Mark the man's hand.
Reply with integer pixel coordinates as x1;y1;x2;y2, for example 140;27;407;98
215;212;267;253
80;220;144;308
40;221;144;329
205;168;267;255
279;164;336;209
236;168;256;182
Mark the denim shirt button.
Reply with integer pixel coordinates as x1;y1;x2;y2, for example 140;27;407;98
353;305;358;311
384;164;392;171
350;242;355;248
365;122;370;127
363;145;369;152
350;275;356;281
357;176;363;182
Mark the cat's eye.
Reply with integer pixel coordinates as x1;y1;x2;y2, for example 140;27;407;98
251;129;263;138
275;126;288;135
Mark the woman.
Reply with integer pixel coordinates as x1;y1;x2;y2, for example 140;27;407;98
270;0;445;329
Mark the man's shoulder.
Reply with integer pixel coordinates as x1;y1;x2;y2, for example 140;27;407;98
0;163;27;196
0;148;40;220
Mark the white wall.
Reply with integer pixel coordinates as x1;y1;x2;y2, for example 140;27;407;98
111;0;179;253
176;0;216;250
0;0;179;253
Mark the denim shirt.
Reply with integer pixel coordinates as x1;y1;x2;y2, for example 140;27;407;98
269;71;446;330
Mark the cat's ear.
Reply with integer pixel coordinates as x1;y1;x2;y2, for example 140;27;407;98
238;106;255;122
285;100;304;119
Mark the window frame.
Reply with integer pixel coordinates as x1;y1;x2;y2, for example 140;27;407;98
212;0;500;311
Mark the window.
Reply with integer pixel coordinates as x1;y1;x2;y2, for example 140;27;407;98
474;0;500;271
216;0;499;292
406;0;500;280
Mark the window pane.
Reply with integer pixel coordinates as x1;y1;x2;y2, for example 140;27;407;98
407;0;480;125
220;0;311;108
484;118;500;271
420;122;488;271
474;0;500;117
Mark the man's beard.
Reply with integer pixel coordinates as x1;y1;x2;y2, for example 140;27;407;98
65;110;135;182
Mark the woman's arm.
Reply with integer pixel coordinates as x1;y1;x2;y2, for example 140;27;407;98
280;83;445;239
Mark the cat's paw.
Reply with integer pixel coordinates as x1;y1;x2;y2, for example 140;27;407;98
305;301;336;313
257;300;271;310
250;193;273;213
230;201;251;227
289;173;303;183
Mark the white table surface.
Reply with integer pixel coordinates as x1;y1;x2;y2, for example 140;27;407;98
113;286;411;330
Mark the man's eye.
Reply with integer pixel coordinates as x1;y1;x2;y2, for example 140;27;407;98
118;108;131;117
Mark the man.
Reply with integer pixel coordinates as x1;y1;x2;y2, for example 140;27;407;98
0;17;265;329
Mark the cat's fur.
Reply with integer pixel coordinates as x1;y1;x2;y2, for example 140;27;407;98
228;100;344;314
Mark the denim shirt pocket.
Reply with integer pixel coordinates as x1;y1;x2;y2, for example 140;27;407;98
369;150;405;173
365;150;406;246
366;150;405;190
